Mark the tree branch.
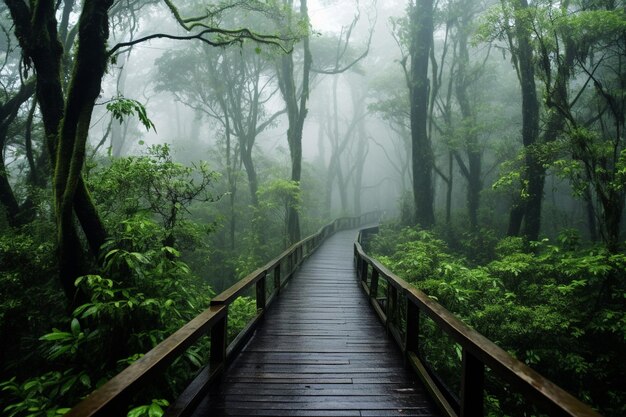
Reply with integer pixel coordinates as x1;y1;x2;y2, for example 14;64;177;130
108;28;289;57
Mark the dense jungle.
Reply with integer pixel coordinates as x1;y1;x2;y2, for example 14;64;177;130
0;0;624;416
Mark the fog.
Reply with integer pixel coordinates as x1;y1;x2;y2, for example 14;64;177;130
2;0;622;246
88;0;407;220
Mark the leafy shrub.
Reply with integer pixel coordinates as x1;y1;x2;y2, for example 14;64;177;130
370;225;626;416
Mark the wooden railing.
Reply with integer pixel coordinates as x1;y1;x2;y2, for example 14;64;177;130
66;211;381;417
354;226;602;417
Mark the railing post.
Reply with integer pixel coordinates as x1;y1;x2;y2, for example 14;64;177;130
288;253;293;276
360;259;368;284
388;285;398;329
406;299;420;356
370;269;379;300
460;349;485;417
256;272;266;310
274;265;281;292
210;314;228;372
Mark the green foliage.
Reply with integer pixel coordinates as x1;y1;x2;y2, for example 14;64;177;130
106;96;156;132
90;144;219;228
371;225;626;416
559;9;626;45
227;296;257;343
127;399;169;417
1;220;217;415
1;147;227;416
258;179;302;214
0;371;80;417
256;178;302;245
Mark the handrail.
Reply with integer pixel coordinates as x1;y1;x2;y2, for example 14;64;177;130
354;226;602;417
66;211;381;417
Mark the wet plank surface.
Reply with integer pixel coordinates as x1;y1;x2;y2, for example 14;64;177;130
191;230;440;417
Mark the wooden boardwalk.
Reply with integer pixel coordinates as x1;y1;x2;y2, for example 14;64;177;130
190;230;440;417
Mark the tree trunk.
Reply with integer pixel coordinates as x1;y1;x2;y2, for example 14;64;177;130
446;152;453;224
241;143;259;207
276;0;311;244
0;80;36;226
455;16;482;229
583;184;598;242
601;190;624;253
353;120;368;217
6;0;112;302
409;0;435;228
507;0;540;239
508;201;525;236
287;133;303;242
0;157;21;227
325;153;337;218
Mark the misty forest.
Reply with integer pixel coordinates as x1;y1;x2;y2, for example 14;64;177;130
0;0;624;416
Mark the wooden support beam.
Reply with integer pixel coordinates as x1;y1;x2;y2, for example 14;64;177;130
460;349;484;417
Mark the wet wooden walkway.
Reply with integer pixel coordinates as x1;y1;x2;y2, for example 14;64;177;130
190;230;440;417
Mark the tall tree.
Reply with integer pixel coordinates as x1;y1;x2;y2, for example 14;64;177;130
491;0;542;239
275;0;312;243
452;0;485;229
478;0;543;239
534;0;625;251
275;0;373;242
5;0;114;301
408;0;436;227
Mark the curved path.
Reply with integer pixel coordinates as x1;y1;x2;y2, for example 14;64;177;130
191;230;440;417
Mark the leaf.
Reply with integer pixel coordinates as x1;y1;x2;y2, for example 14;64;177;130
60;375;78;396
80;305;100;318
40;331;72;341
70;318;80;337
79;374;91;388
148;403;164;417
127;405;149;417
130;252;150;264
105;249;120;260
23;380;40;391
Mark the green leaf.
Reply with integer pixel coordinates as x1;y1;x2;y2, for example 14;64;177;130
60;375;78;395
70;318;80;337
40;331;72;341
148;403;164;417
80;306;100;318
127;405;149;417
23;380;40;391
79;374;91;388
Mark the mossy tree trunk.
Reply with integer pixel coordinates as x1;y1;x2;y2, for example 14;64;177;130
5;0;112;303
